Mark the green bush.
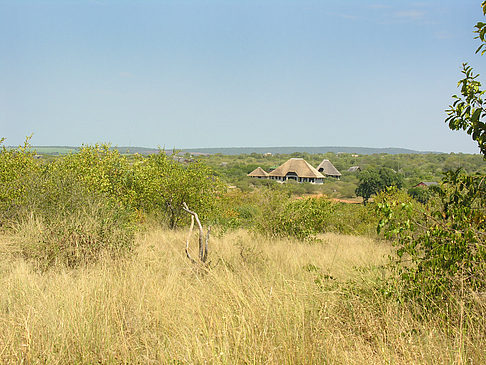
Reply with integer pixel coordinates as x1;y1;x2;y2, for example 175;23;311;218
0;140;222;267
58;144;136;208
377;172;486;303
213;186;379;237
131;152;223;228
0;137;40;222
14;191;136;269
254;190;334;240
3;150;137;268
324;203;379;236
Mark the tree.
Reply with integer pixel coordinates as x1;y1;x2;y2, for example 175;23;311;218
131;152;222;228
377;170;485;302
355;167;403;204
407;186;431;204
377;3;486;303
355;169;382;204
446;1;486;157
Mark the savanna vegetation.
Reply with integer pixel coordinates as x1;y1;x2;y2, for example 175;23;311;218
0;134;484;363
0;3;485;364
191;150;484;200
26;143;486;200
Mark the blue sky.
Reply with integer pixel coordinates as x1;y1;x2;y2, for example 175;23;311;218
1;0;485;153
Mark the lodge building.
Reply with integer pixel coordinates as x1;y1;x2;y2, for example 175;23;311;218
248;157;343;184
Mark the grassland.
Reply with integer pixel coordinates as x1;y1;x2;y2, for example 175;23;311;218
0;229;483;364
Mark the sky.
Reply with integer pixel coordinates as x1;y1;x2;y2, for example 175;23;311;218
0;0;485;153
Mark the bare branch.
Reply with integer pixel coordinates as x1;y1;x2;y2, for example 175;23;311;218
203;226;211;262
182;202;209;264
185;215;197;264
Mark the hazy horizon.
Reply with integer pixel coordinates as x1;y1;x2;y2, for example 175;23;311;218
6;142;472;155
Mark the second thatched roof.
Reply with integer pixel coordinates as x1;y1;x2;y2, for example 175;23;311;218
316;159;342;177
247;167;269;177
347;166;361;172
268;158;324;178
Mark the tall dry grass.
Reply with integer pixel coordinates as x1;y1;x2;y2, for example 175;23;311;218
0;229;484;364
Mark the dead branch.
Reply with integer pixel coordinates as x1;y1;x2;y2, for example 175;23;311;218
184;215;197;264
203;226;210;263
182;202;210;264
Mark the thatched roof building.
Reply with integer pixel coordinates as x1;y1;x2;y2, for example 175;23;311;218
247;167;269;178
414;181;438;187
316;159;341;178
268;158;324;184
347;166;361;172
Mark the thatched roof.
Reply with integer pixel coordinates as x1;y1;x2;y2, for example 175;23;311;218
347;166;361;172
414;181;438;187
268;158;324;178
316;159;342;177
248;167;269;177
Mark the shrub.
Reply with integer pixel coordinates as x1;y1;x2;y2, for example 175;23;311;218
324;203;379;236
131;152;223;228
0;142;137;268
377;172;486;303
11;164;137;269
14;193;136;269
356;167;404;204
0;140;224;267
58;144;136;208
407;185;440;204
0;137;41;223
254;190;334;240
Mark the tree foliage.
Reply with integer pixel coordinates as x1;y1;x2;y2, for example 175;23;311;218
0;139;222;267
131;152;222;228
377;171;485;302
255;191;335;240
355;167;403;204
407;186;429;204
378;3;486;304
446;1;486;156
0;136;40;215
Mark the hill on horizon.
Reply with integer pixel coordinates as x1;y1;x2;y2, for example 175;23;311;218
180;146;439;155
11;145;443;156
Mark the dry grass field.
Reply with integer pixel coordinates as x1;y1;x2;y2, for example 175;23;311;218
0;229;484;364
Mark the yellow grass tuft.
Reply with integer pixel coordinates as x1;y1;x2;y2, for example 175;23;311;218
0;229;484;364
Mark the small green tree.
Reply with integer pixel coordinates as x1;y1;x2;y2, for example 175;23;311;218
356;167;403;204
377;171;485;302
378;2;486;303
407;186;434;204
355;169;382;204
0;136;40;221
132;152;222;228
254;190;334;240
446;1;486;156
